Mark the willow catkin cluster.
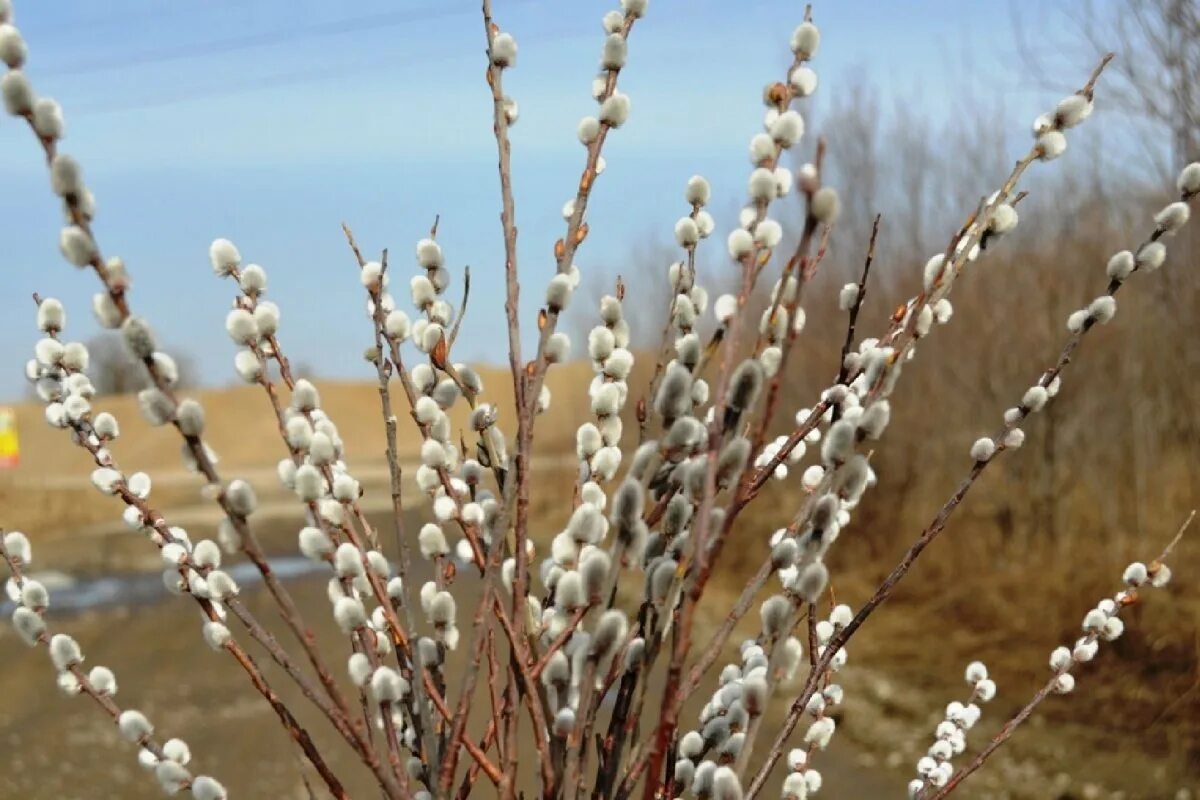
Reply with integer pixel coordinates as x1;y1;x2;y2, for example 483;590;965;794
3;1;1199;798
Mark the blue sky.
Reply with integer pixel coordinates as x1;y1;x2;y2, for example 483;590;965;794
0;0;1100;399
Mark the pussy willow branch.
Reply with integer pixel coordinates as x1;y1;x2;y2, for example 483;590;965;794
502;25;641;722
835;214;881;389
636;203;702;444
482;12;533;726
643;45;811;797
481;7;640;794
745;196;1188;799
85;447;366;797
439;490;527;795
869;54;1113;386
490;592;557;793
10;96;364;771
671;59;1121;769
748;139;830;458
925;510;1194;800
620;204;832;793
357;240;438;772
0;538;176;765
27;299;379;796
438;584;498;794
226;281;364;728
342;228;517;788
751;136;826;364
234;322;412;789
752;223;831;449
337;234;542;790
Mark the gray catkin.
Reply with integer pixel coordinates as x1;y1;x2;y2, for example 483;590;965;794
821;420;856;465
716;437;751;486
580;551;610;599
663;495;692;537
541;651;570;689
137;388;175;426
770;538;798;570
760;594;792;638
432;379;460;409
664;416;704;451
655;362;693;421
629;441;660;481
621;520;649;563
610;479;644;530
857;400;890;440
647;557;678;603
701;716;732;750
726;359;764;430
810;494;839;531
833;455;870;502
590;610;628;660
675;333;702;368
642;532;666;565
795;561;829;603
121;316;156;360
175;399;205;437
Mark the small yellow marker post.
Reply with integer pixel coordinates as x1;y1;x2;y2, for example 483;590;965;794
0;407;20;468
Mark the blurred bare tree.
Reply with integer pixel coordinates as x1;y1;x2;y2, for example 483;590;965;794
86;332;197;395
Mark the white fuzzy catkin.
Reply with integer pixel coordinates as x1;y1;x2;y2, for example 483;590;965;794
88;665;117;696
4;531;31;564
191;777;227;800
32;97;64;139
1135;241;1166;271
225;308;258;345
36;297;65;332
1036;131;1067;160
790;66;817;96
2;69;34;115
490;32;517;67
1055;93;1093;128
686;174;711;206
334;596;367;633
1178;162;1200;196
1088;295;1116;324
0;23;26;69
748;167;776;201
1066;309;1089;333
790;21;819;57
599;92;630;127
155;760;191;793
727;229;754;259
770;110;804;147
620;0;647;17
118;710;153;742
202;621;231;650
239;263;267;294
13;607;45;646
1106;250;1134;280
371;666;407;703
754;218;782;248
601;33;627;70
1154;201;1189;234
810;186;840;223
969;437;996;462
838;283;859;310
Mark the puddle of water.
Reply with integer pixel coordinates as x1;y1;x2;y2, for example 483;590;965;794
1;556;328;617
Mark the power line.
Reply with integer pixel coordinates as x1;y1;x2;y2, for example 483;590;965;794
67;22;589;116
39;3;536;78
